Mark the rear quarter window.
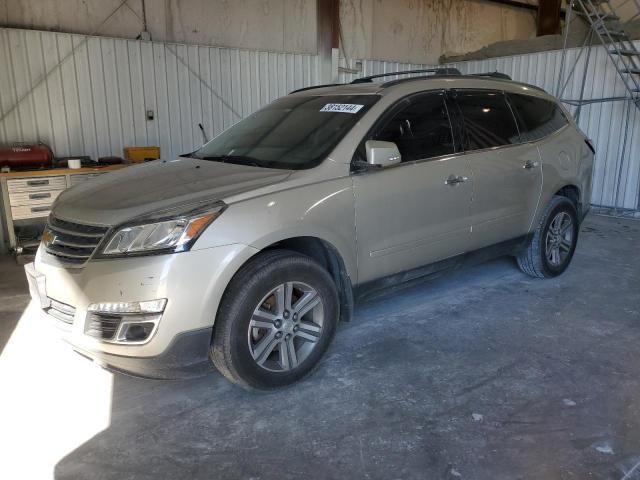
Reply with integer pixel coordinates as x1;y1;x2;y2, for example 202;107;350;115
507;93;569;142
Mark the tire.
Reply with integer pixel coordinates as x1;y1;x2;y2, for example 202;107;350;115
517;195;580;278
211;249;339;390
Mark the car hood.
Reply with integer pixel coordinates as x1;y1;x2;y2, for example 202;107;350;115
53;158;292;226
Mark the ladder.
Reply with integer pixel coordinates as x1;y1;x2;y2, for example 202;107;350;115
574;0;640;107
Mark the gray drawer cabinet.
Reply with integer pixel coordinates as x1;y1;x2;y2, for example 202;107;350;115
9;188;66;220
0;166;126;253
7;176;67;192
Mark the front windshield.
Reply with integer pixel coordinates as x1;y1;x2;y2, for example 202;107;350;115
192;94;379;170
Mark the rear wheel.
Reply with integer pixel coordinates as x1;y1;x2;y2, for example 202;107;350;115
211;249;339;389
517;195;579;278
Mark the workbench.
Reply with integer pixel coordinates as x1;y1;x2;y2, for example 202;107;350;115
0;165;126;253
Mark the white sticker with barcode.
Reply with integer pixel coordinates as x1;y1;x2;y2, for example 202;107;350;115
320;103;364;114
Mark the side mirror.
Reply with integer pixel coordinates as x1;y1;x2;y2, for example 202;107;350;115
365;140;401;168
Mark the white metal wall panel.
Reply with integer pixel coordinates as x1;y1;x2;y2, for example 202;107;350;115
0;27;321;162
2;26;638;210
338;60;435;84
339;44;640;211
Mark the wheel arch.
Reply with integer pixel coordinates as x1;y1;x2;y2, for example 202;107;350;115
260;236;355;323
555;184;580;207
218;235;355;325
531;182;583;234
554;184;584;220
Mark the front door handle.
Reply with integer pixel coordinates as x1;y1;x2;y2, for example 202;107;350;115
523;160;540;169
445;174;468;186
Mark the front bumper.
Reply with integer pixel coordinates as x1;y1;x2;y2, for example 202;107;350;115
70;327;214;379
26;243;258;379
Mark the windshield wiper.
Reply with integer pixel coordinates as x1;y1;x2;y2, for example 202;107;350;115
198;155;272;169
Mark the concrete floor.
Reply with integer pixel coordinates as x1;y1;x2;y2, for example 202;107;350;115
1;214;640;479
0;255;29;354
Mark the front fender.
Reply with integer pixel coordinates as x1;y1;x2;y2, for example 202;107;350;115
193;177;358;282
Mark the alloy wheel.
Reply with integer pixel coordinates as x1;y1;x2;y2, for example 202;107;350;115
545;211;574;267
248;282;324;372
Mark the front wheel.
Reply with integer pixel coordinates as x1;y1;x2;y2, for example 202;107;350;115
517;195;580;278
211;250;339;389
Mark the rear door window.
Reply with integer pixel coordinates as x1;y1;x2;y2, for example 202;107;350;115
374;92;455;162
507;93;569;142
452;90;521;151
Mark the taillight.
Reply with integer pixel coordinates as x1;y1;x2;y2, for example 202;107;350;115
585;138;596;154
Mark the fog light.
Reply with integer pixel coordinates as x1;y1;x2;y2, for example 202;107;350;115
121;322;156;342
85;299;167;344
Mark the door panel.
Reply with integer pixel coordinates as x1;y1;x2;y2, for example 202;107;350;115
353;156;473;284
450;89;542;248
507;92;576;221
467;144;542;248
352;91;474;284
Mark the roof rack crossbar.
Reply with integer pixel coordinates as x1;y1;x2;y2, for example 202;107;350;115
350;68;462;84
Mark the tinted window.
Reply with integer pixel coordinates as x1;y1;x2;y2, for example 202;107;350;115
375;92;454;162
454;90;520;150
193;94;379;170
508;93;568;141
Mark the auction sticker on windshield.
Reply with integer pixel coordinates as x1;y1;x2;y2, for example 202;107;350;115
320;103;364;114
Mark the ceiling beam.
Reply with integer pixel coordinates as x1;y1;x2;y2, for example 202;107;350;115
537;0;563;35
479;0;566;20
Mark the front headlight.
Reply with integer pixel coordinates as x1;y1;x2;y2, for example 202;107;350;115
99;200;226;256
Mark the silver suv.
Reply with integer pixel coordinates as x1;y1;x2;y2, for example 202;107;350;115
26;69;594;389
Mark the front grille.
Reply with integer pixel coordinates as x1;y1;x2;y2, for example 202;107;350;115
45;298;76;324
86;313;122;340
44;216;109;265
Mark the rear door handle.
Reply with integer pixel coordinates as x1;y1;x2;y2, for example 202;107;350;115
523;160;539;169
445;174;468;186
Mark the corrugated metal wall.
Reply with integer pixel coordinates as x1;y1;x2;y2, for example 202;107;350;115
339;46;640;212
0;27;320;161
1;27;639;211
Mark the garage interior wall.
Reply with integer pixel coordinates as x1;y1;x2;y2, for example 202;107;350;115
1;28;639;212
0;0;540;64
0;0;319;54
339;0;538;64
0;27;320;162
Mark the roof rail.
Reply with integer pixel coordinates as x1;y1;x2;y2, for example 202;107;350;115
465;72;548;93
288;70;547;96
289;83;343;94
380;70;548;94
469;72;512;80
350;68;462;84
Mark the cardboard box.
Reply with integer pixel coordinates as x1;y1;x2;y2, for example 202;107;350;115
124;146;160;163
